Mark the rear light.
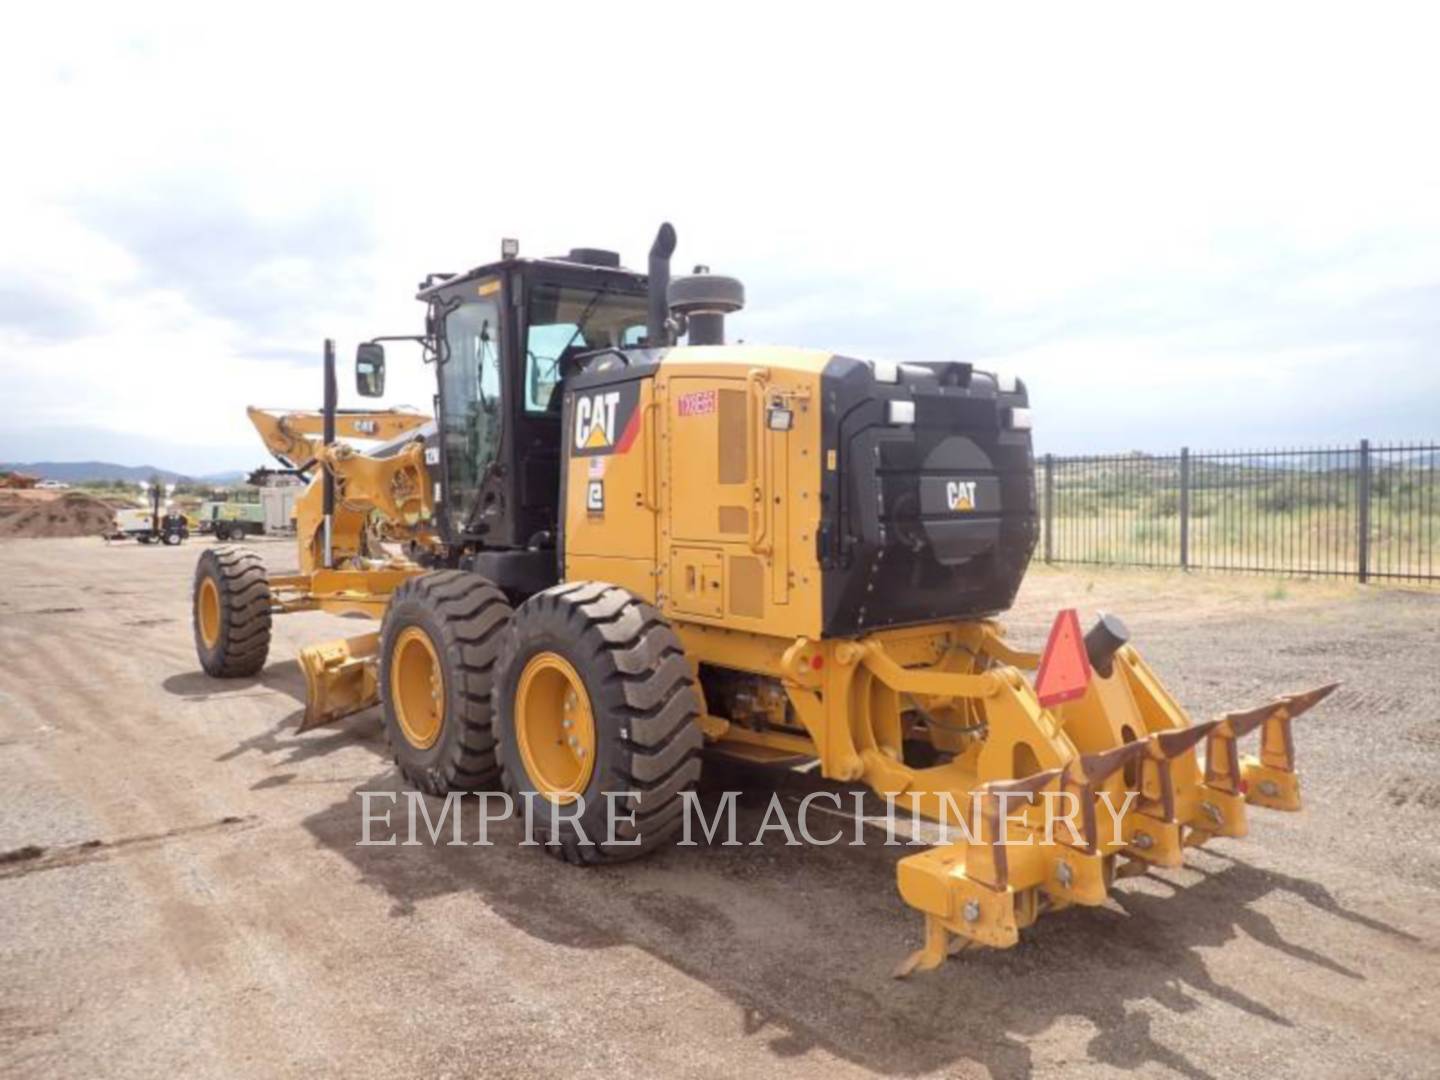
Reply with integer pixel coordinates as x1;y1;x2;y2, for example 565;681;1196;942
1007;406;1033;431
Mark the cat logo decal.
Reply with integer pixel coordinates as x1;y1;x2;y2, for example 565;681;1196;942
946;480;977;512
571;383;641;457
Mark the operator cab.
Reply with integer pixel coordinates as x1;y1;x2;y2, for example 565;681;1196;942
355;243;653;583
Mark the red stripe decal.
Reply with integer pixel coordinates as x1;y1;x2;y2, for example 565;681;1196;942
614;406;642;453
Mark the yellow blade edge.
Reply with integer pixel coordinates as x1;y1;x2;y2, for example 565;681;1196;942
297;632;381;732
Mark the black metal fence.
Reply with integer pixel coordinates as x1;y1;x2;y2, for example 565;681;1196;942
1040;440;1439;583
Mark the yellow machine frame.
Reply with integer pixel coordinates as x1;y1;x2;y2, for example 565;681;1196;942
239;349;1336;975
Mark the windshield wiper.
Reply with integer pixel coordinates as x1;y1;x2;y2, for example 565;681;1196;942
557;283;612;357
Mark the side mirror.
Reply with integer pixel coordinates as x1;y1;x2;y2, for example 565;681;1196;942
356;342;386;397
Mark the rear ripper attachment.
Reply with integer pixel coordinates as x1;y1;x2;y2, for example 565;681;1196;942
878;609;1339;976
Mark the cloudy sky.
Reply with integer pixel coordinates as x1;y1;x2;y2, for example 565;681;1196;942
2;3;1437;473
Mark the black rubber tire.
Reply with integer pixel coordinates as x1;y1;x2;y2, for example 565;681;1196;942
495;582;704;865
378;571;513;795
162;530;182;546
193;546;272;677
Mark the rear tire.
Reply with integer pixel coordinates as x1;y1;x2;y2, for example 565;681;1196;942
495;582;703;864
193;546;272;677
378;571;513;795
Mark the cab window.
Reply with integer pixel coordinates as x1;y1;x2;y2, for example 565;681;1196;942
524;323;577;413
440;296;503;530
524;282;649;413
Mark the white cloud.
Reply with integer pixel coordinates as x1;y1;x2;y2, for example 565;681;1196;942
1;1;1438;469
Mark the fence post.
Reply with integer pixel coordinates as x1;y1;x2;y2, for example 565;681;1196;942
1357;438;1371;583
1179;446;1190;569
1043;453;1055;563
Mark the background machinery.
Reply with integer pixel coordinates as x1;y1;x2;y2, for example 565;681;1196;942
117;477;189;545
197;500;267;542
198;470;302;541
192;225;1335;972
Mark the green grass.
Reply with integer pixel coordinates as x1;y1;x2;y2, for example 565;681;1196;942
1041;460;1438;578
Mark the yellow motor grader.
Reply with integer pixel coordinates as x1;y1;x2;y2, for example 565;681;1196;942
192;224;1335;973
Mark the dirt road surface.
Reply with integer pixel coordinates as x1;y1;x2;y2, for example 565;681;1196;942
2;537;1438;1078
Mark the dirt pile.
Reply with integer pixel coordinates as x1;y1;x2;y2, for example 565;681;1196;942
0;491;117;539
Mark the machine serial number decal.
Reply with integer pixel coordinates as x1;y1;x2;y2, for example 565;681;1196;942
676;389;717;417
946;480;977;512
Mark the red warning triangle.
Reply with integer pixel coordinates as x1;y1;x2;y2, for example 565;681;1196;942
1035;609;1093;708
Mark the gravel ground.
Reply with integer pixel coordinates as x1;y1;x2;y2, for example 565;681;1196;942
1;537;1437;1078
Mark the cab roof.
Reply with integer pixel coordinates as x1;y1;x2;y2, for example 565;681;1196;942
415;253;649;302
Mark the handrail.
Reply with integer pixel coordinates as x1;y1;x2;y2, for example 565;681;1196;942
639;399;660;511
747;368;771;554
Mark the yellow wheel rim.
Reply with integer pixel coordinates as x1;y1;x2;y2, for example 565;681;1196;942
515;652;595;804
390;626;445;750
197;577;221;648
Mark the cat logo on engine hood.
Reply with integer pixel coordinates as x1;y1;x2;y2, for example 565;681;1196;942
575;391;620;449
571;382;641;457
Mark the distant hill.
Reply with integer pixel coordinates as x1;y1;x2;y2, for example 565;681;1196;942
1;461;250;485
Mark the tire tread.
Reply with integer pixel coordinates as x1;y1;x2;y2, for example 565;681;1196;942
380;571;512;795
496;582;703;864
193;545;272;678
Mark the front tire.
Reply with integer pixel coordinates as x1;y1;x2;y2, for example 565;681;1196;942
495;582;703;864
378;571;513;795
193;546;272;677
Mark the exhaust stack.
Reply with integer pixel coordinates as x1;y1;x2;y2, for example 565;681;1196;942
646;223;677;347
